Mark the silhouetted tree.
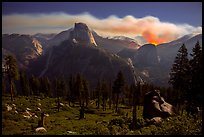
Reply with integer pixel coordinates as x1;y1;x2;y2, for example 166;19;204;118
131;82;141;130
113;71;125;113
54;78;66;112
101;80;108;111
4;55;19;101
169;44;190;113
75;73;84;107
188;41;202;106
83;79;89;108
19;70;30;96
68;74;76;106
95;80;101;109
108;81;113;109
29;75;40;96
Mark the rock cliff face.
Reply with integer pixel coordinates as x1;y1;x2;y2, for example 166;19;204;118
69;23;97;47
134;44;159;67
29;40;136;87
32;38;43;55
2;34;43;69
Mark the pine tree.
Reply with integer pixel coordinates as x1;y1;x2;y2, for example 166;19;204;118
131;82;141;130
189;41;202;106
68;74;76;106
83;79;89;108
101;80;108;111
169;44;190;112
19;70;30;96
113;71;125;113
54;77;67;112
108;81;113;109
95;80;101;109
29;75;40;96
45;77;52;97
75;73;84;107
4;55;19;101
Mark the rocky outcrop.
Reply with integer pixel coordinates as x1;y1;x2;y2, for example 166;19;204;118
134;44;159;67
2;34;43;69
29;39;136;88
143;90;176;120
69;22;97;47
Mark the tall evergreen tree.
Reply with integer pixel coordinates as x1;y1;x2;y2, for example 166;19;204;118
19;70;30;96
4;55;19;101
54;78;67;112
68;74;76;106
75;73;84;107
101;80;108;111
83;79;89;108
108;81;113;109
29;75;40;96
95;80;101;109
45;77;52;97
113;71;125;113
169;44;190;112
189;41;202;106
131;82;141;130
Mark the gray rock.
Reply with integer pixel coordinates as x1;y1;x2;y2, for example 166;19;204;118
143;90;176;119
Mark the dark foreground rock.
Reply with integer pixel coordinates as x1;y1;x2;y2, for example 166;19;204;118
143;90;176;120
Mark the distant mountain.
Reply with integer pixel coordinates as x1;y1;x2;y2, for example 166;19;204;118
69;23;97;47
117;33;202;87
33;33;56;40
38;26;141;54
33;33;56;48
2;34;43;69
157;33;202;70
92;32;140;54
3;22;201;88
134;44;159;67
47;29;73;47
29;40;140;87
28;23;147;87
118;44;164;86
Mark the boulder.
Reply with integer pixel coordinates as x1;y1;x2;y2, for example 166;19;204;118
143;90;176;120
35;127;47;133
147;117;162;125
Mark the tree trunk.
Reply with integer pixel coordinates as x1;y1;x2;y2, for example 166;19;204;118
104;100;106;111
57;96;60;112
103;99;105;111
38;113;45;127
9;76;14;101
97;96;100;109
85;98;88;108
132;104;137;129
132;91;137;130
109;99;112;109
79;101;85;119
79;99;81;107
115;93;119;113
68;99;71;107
129;95;131;107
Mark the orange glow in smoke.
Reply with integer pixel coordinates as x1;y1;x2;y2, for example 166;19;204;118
142;31;166;46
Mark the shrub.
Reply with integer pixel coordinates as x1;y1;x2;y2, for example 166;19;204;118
109;117;125;127
117;108;126;116
95;124;110;135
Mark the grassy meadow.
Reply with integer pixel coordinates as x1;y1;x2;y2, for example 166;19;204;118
2;95;202;135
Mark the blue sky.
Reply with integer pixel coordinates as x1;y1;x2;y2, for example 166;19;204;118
2;2;202;44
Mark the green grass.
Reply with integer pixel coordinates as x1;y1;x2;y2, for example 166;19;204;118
2;95;202;135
